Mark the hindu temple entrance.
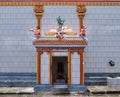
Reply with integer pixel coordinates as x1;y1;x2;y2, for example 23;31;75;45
33;3;88;92
52;56;68;85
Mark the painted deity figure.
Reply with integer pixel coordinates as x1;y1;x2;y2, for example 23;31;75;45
79;25;87;36
45;16;77;37
29;26;41;39
56;16;65;39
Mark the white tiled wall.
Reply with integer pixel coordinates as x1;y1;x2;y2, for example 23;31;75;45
0;6;79;73
0;7;36;73
41;6;79;35
41;52;49;84
72;52;80;84
84;6;120;73
0;6;120;74
53;52;68;56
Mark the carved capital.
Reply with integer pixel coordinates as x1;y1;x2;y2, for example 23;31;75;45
77;5;86;19
47;51;52;55
34;5;44;31
77;48;84;54
77;5;86;32
78;13;85;18
77;5;86;13
36;48;43;54
34;5;44;13
34;5;44;18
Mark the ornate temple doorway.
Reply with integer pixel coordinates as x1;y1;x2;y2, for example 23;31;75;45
52;56;68;85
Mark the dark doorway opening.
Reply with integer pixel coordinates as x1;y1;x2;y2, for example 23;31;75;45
52;56;68;85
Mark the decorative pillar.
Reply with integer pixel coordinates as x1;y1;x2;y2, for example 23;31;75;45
68;52;72;85
47;51;53;85
77;5;86;33
78;48;84;85
36;49;43;84
49;52;53;84
34;5;44;32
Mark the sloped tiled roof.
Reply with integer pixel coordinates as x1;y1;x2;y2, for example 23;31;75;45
33;37;88;48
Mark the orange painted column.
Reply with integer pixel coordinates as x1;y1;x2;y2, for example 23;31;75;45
49;52;53;85
78;50;84;85
68;52;72;85
34;5;44;31
77;5;86;34
80;51;84;84
36;51;43;84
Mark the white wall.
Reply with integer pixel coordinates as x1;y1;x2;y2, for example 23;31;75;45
0;6;120;73
53;52;68;57
72;52;80;84
84;6;120;73
41;52;49;84
0;6;79;73
41;6;79;35
0;7;36;73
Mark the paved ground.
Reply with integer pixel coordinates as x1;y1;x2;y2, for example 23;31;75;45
0;94;120;97
0;86;120;97
88;86;120;94
0;87;34;94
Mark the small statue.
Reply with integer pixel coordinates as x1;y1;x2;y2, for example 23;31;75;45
56;24;65;39
29;26;41;39
56;16;65;26
45;16;77;37
56;16;65;39
79;25;87;36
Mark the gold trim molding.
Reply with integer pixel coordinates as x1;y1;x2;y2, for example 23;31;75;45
0;2;120;6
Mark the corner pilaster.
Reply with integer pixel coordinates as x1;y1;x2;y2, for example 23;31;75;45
34;5;44;32
36;48;43;84
77;5;86;33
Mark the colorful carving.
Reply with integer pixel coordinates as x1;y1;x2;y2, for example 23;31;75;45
30;16;87;41
29;27;41;39
45;16;77;39
56;16;65;39
79;25;87;36
56;16;65;25
45;27;77;36
56;24;64;39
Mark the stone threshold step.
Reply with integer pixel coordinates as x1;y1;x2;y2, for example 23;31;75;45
91;91;120;94
88;86;120;95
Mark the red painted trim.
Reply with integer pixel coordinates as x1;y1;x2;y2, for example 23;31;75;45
33;40;88;45
0;0;119;2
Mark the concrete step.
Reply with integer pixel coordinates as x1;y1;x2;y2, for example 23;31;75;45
85;77;107;80
0;74;36;87
52;84;69;94
0;76;36;80
0;74;108;87
85;81;107;86
85;77;107;86
0;81;36;87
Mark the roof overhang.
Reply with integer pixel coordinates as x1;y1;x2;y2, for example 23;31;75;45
33;37;88;50
0;0;120;6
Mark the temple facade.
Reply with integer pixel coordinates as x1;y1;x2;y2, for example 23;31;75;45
0;0;120;92
32;4;88;92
